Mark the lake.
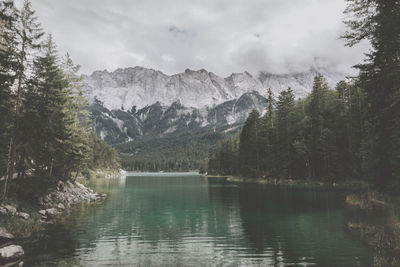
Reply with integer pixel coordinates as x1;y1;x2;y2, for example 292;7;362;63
22;173;373;266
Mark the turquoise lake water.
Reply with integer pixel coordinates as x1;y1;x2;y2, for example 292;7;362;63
22;173;373;266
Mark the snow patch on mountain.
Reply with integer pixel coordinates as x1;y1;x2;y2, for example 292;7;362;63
84;66;346;111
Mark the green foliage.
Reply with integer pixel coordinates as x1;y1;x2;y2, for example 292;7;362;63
1;2;119;200
0;0;18;177
117;127;237;172
343;0;400;187
208;137;238;175
207;76;370;182
87;132;120;171
276;88;295;178
238;110;260;177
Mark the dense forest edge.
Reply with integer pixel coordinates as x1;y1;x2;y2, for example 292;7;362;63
0;0;120;197
205;0;399;193
117;125;240;172
0;0;121;247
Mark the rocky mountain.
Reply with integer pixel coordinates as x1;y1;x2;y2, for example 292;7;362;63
84;66;346;111
88;91;266;144
84;65;347;144
258;66;346;99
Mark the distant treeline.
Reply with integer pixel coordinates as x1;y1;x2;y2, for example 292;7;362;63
207;0;400;189
0;0;119;199
117;129;238;172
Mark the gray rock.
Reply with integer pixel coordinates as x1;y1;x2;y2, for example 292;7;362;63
75;182;86;190
0;245;24;260
38;210;46;216
0;206;7;216
101;194;107;198
57;203;65;210
0;227;14;241
45;208;59;216
17;212;30;220
4;205;17;215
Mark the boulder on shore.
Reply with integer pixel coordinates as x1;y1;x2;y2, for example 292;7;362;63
3;205;17;215
17;212;30;220
0;228;14;242
0;206;7;216
45;208;59;217
38;180;106;209
38;210;46;216
0;245;24;261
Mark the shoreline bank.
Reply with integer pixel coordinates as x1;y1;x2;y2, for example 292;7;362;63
205;175;370;189
0;169;124;264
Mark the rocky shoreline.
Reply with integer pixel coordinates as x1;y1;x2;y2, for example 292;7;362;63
0;180;107;265
206;175;369;189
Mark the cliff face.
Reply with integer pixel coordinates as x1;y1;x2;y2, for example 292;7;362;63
84;66;345;110
88;91;266;144
85;66;346;144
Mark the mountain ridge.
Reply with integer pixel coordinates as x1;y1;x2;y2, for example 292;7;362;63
83;65;347;111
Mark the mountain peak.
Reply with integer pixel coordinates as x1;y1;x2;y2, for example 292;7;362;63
84;65;346;110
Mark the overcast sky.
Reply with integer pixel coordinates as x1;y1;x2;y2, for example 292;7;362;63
17;0;368;76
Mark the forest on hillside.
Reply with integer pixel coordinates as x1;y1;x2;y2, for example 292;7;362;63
0;0;119;200
117;126;240;172
207;0;400;190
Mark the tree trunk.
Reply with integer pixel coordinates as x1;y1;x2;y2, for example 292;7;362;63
49;158;54;177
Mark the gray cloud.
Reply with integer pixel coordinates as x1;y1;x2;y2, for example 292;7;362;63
17;0;369;76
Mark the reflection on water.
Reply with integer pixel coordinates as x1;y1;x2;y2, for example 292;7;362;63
22;173;373;266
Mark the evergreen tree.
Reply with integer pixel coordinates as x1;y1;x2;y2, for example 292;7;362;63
3;0;43;196
266;88;275;128
0;0;18;181
23;35;85;181
87;132;119;171
276;88;295;178
291;98;309;179
335;80;366;179
13;0;43;113
61;54;91;178
343;0;400;186
239;109;260;177
62;53;91;129
306;75;329;179
258;88;277;176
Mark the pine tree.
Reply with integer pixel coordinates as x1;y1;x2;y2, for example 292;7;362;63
276;88;295;178
259;88;276;176
0;1;18;181
13;0;43;114
61;54;91;179
239;109;260;177
335;80;366;179
291;98;309;179
266;88;275;128
3;0;43;196
343;0;400;187
306;75;330;179
62;53;91;129
23;35;83;181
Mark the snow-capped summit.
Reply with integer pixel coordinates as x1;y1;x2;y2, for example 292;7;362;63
84;66;346;111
